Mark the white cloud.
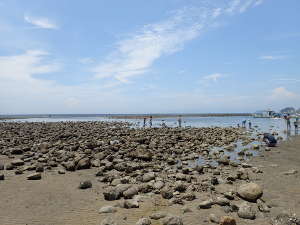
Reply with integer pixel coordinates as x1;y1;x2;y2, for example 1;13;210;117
259;55;288;60
93;0;265;84
271;87;297;99
226;0;264;14
203;73;224;82
24;15;58;29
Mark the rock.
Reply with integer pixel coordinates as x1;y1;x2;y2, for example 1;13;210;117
0;174;4;180
162;215;183;225
237;202;256;220
76;157;91;170
161;187;173;199
79;180;92;189
252;144;260;150
209;214;219;223
100;217;118;225
103;188;122;201
124;199;139;208
271;213;300;225
99;206;117;214
283;169;298;175
27;173;41;180
198;199;214;209
35;164;44;172
182;192;196;201
58;169;65;174
215;196;230;206
182;206;192;213
15;168;23;175
11;148;23;155
174;181;187;192
0;163;4;170
150;212;167;220
153;181;165;190
218;157;230;165
63;161;76;171
257;199;270;213
136;218;151;225
5;163;14;170
123;186;139;199
237;182;263;202
219;216;236;225
142;172;155;182
11;159;24;166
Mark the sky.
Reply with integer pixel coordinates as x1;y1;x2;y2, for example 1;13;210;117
0;0;300;114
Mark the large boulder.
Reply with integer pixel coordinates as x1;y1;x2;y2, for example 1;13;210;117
237;183;263;202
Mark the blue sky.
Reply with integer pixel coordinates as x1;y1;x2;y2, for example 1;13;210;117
0;0;299;114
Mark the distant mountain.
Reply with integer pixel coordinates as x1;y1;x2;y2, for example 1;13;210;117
280;107;296;114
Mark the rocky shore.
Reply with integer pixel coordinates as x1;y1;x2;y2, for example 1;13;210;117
0;121;299;225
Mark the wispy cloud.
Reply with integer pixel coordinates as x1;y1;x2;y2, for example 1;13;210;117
203;73;224;82
92;0;265;84
259;55;288;60
79;57;95;64
24;15;58;30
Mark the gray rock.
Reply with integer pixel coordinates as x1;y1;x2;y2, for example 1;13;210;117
162;215;183;225
153;181;165;190
0;163;4;170
99;206;117;214
35;164;44;172
103;188;121;200
124;199;139;208
215;196;230;206
257;199;270;213
142;172;155;182
237;202;256;220
0;174;4;180
136;218;151;225
237;183;263;202
79;180;92;189
283;169;298;175
161;187;173;199
198;199;214;209
123;186;139;199
11;159;24;166
76;157;91;170
150;212;167;220
209;214;220;224
5;163;14;170
27;172;41;180
100;217;118;225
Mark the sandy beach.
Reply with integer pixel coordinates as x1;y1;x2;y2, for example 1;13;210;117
0;121;299;225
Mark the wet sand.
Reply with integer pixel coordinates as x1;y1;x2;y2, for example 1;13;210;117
0;123;299;225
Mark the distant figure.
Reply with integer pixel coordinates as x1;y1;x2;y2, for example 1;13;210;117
161;120;167;128
242;120;246;128
149;116;153;128
143;117;147;128
285;114;291;131
248;120;252;129
178;115;182;128
237;123;240;128
263;133;277;147
294;117;299;131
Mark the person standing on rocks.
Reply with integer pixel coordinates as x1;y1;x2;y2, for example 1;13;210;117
263;133;277;147
143;117;147;128
285;114;291;131
149;116;153;128
178;115;182;128
248;120;252;129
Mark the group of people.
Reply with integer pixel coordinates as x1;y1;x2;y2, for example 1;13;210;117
284;114;299;131
238;120;252;129
142;115;183;128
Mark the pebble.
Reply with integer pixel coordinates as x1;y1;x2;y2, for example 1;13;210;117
136;218;151;225
27;172;41;180
219;216;236;225
79;180;92;189
162;215;183;225
198;199;214;209
99;206;117;214
209;214;219;223
150;212;167;220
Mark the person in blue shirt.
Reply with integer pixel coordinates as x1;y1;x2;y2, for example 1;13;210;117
263;133;277;147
